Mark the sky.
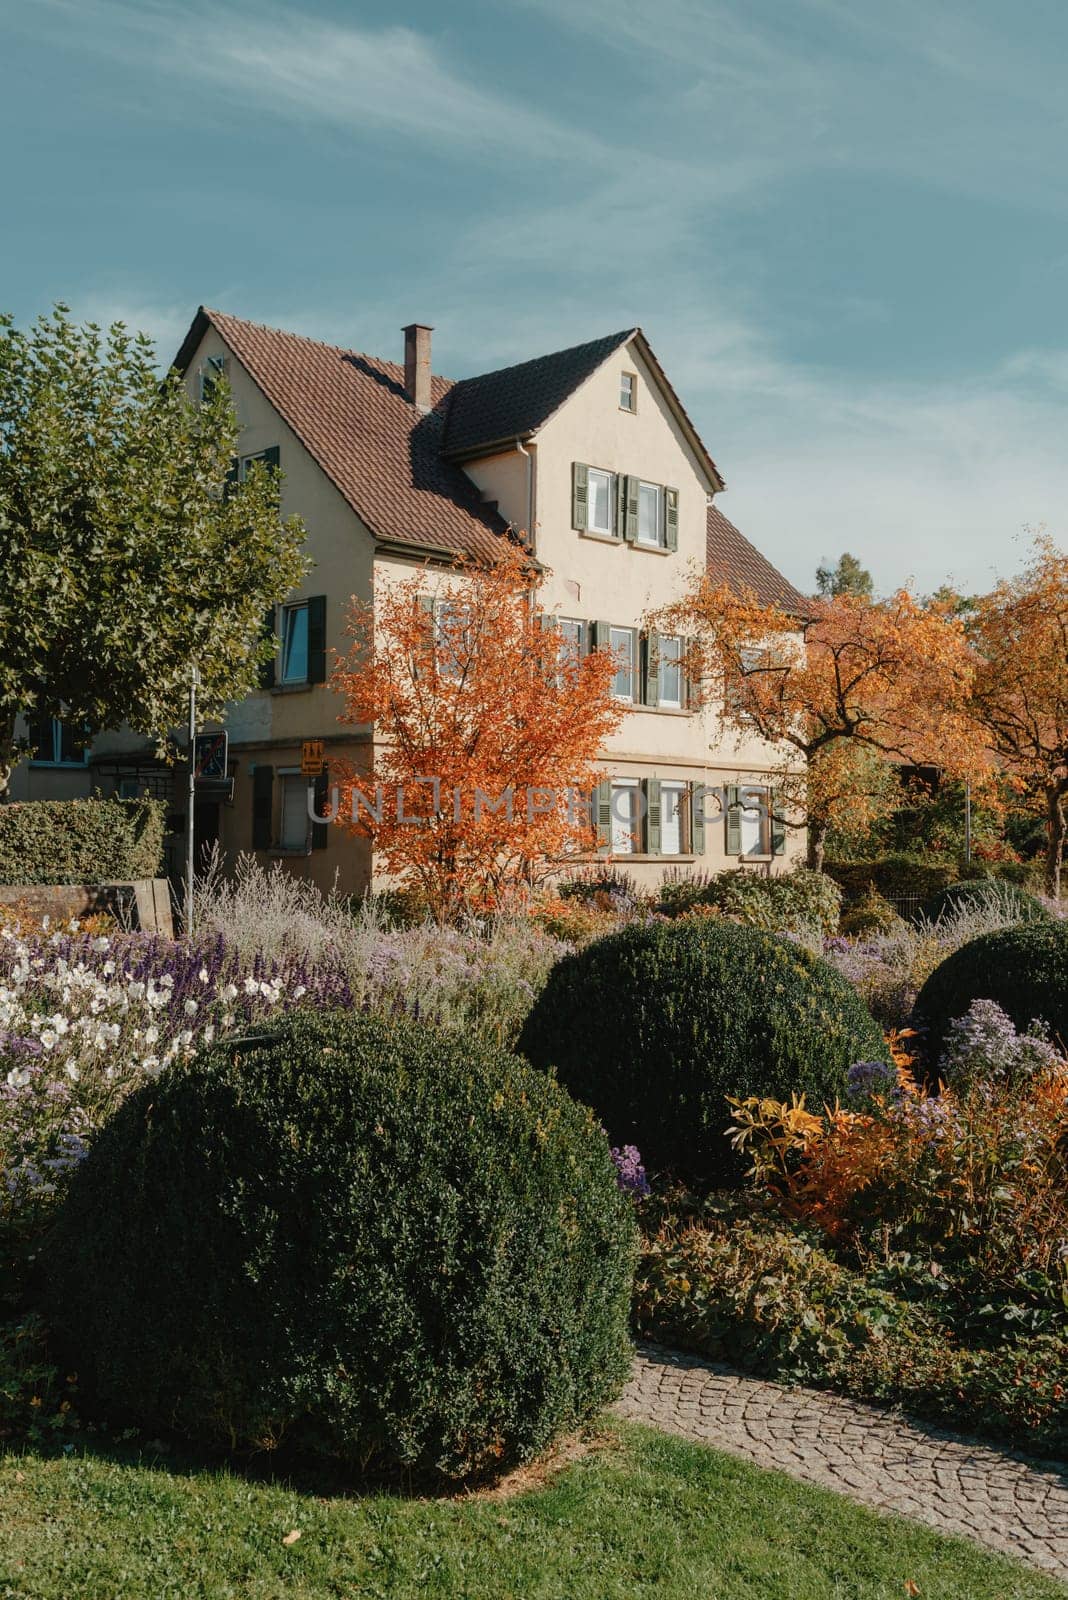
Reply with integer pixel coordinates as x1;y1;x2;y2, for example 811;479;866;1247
2;0;1067;595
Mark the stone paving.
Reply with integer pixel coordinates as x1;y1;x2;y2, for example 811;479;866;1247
614;1342;1068;1581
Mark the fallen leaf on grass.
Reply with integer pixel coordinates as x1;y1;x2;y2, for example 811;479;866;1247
282;1530;302;1547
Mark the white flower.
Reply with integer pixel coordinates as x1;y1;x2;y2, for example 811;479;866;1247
93;936;111;952
6;1067;32;1089
203;1025;215;1046
65;1063;80;1082
198;967;209;983
292;984;307;1001
243;977;259;996
39;1029;57;1051
144;1026;159;1046
184;998;198;1017
221;984;238;1004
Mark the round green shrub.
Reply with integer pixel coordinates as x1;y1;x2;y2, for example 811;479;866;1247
839;890;901;937
921;877;1052;927
48;1009;636;1482
516;919;889;1182
914;921;1068;1064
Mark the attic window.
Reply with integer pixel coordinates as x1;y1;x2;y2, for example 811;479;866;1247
619;372;636;412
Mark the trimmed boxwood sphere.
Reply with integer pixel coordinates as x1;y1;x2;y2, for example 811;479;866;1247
516;919;889;1182
48;1010;636;1482
914;921;1068;1064
921;878;1051;927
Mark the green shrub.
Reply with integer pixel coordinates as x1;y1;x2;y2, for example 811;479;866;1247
516;919;888;1183
914;921;1068;1062
825;855;958;906
659;865;841;935
922;877;1052;927
48;1009;635;1482
0;797;165;885
838;890;901;937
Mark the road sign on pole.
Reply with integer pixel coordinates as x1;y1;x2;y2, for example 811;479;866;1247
194;730;229;781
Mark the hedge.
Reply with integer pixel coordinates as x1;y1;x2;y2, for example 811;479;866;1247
48;1008;636;1483
517;918;889;1183
0;797;166;885
914;921;1068;1064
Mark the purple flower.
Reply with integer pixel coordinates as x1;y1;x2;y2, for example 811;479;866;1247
845;1059;899;1107
611;1144;650;1198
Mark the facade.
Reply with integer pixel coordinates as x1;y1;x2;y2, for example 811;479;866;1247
10;311;807;895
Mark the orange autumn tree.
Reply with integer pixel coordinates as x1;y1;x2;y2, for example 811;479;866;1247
969;536;1068;897
660;582;984;869
332;547;624;921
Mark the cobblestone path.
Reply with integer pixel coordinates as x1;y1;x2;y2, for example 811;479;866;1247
614;1343;1068;1580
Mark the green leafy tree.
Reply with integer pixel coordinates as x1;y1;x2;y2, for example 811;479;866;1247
0;306;307;794
815;551;873;599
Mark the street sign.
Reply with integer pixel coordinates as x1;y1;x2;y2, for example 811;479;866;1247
194;730;228;781
301;739;325;776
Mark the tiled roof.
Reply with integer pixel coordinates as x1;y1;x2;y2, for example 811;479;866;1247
442;330;636;459
179;309;513;563
706;503;809;616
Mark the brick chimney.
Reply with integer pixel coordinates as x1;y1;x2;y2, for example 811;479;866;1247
402;323;433;411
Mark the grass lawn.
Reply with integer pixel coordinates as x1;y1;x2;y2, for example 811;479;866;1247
1;1420;1063;1600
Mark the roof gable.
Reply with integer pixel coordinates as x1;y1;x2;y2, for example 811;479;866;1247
174;307;513;564
706;503;808;616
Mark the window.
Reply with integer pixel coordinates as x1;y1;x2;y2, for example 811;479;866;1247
239;447;278;481
620;372;636;412
200;355;227;403
434;599;472;679
739;785;770;858
609;626;636;701
557;618;586;661
637;481;663;546
587;468;615;536
279;772;310;853
658;636;683;708
610;779;640;855
281;603;309;684
28;717;89;766
661;781;687;856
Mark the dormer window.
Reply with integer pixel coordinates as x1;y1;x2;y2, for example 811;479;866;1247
620;372;636;412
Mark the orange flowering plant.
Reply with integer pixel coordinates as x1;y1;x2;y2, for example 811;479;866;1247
332;547;624;922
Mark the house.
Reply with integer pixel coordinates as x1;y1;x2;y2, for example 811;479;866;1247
10;311;807;894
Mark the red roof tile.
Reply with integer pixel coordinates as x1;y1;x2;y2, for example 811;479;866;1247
706;503;808;615
179;308;513;563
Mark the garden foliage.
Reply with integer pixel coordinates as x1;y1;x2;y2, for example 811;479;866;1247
921;877;1051;927
0;796;165;885
48;1009;636;1481
517;918;888;1181
658;865;841;935
915;921;1068;1061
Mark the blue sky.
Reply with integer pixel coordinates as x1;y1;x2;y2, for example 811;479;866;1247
3;0;1067;593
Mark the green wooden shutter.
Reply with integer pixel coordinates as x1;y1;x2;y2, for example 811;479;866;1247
622;474;640;542
258;606;276;689
262;445;280;472
628;627;640;701
725;784;743;855
643;631;660;707
644;778;661;854
690;783;706;856
572;462;589;531
595;780;612;853
590;619;612;653
252;765;274;850
771;788;787;856
680;635;691;709
312;768;330;850
307;595;327;684
665;486;679;550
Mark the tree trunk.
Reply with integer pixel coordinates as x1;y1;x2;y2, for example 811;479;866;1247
806;816;829;872
0;712;18;800
1045;782;1066;901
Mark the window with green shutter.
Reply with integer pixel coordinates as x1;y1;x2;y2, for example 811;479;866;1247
690;783;707;856
665;486;679;550
642;631;660;707
621;474;640;542
572;462;589;531
594;779;612;853
643;777;661;854
725;784;743;855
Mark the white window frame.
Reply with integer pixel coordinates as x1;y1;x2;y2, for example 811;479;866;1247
739;784;771;859
278;769;311;855
609;626;636;702
586;467;616;537
434;599;472;680
619;372;637;412
637;480;664;547
238;449;273;481
610;777;640;856
660;781;688;856
658;635;683;709
199;355;227;404
281;602;310;685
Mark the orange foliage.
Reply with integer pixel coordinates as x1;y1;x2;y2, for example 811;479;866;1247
969;534;1068;897
659;582;987;867
331;547;624;921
